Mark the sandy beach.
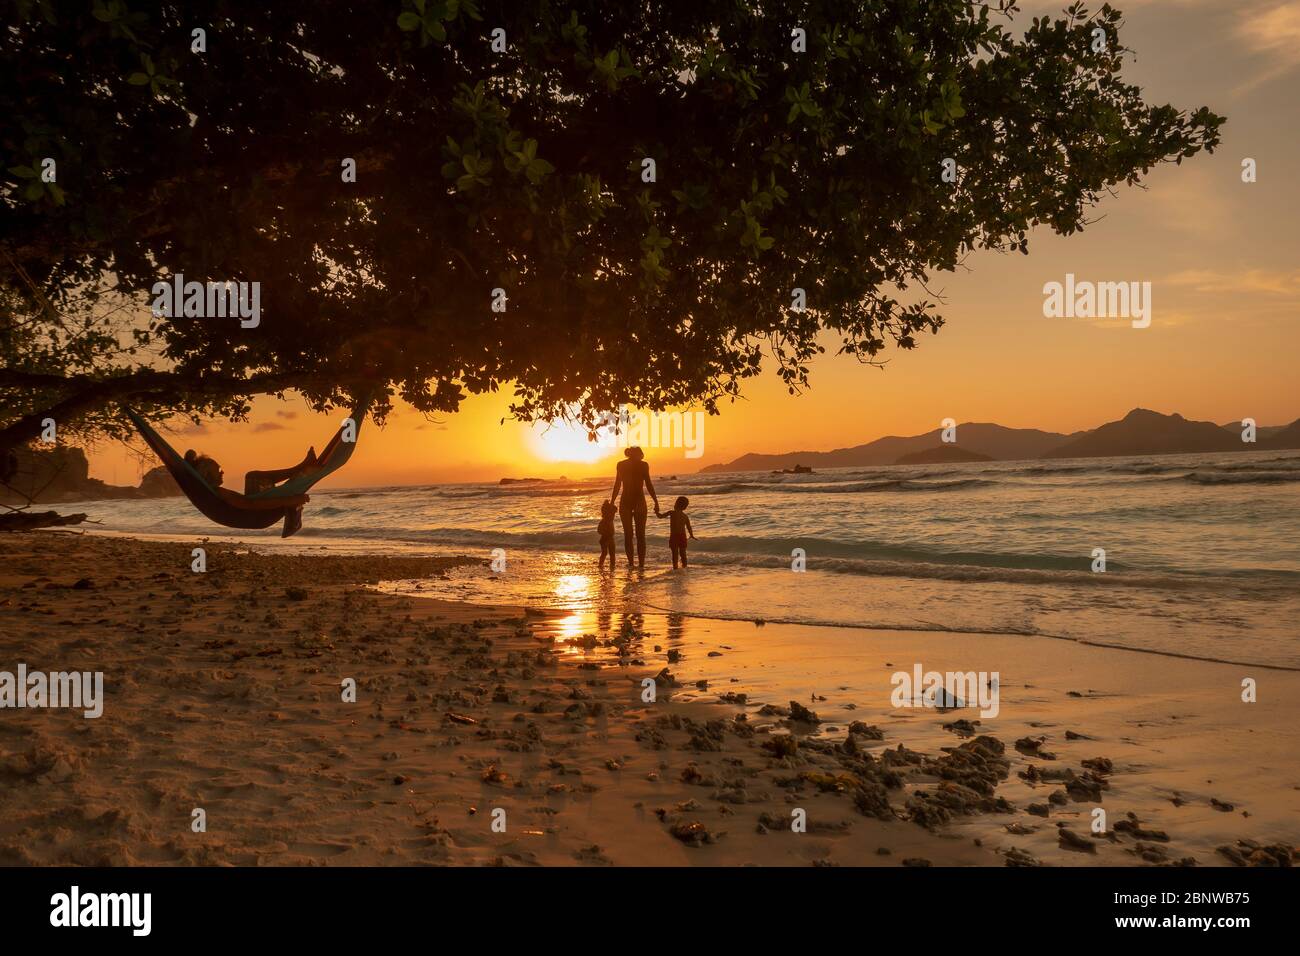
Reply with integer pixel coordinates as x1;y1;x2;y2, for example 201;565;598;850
1;532;1295;867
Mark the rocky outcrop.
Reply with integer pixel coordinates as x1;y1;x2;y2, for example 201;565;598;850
0;444;177;503
138;464;182;497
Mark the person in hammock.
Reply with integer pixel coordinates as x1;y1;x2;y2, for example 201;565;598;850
183;447;318;537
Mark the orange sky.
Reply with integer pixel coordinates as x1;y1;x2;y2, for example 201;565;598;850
87;0;1300;488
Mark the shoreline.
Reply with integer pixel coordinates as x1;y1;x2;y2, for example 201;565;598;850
1;532;1296;867
633;601;1300;673
60;516;1300;670
55;528;1300;677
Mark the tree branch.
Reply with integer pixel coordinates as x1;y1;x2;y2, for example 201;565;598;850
0;368;335;455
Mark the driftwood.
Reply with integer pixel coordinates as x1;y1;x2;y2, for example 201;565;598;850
0;510;90;531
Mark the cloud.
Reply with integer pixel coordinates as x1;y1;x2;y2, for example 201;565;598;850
252;422;286;432
1011;0;1217;11
1012;0;1300;94
1235;2;1300;91
1163;267;1300;296
1155;267;1300;327
275;410;299;420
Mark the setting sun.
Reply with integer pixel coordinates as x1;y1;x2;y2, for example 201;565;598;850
528;420;613;464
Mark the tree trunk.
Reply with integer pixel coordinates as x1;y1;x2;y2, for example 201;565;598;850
0;510;89;531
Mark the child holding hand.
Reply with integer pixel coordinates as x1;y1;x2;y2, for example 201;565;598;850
655;496;696;569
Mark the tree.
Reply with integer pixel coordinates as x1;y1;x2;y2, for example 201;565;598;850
0;0;1224;453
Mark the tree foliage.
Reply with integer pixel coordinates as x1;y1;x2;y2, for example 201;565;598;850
0;0;1223;449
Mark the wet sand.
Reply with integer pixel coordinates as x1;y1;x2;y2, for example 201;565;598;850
0;532;1295;866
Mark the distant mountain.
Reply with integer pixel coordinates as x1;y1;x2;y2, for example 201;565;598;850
894;446;994;465
1042;408;1239;459
700;408;1300;474
1219;421;1285;440
700;423;1074;473
1259;418;1300;451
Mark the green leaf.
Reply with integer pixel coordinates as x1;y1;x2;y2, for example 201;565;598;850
397;12;421;31
8;165;36;178
128;73;150;85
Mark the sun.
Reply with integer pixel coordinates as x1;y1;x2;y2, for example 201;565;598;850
529;420;611;463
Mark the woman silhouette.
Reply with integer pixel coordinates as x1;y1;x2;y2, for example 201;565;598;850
610;446;659;569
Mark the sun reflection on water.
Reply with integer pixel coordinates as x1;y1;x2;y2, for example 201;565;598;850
552;611;589;650
554;573;592;603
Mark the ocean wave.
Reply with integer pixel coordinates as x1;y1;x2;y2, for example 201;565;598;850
305;453;1300;502
678;481;769;495
287;524;1298;589
830;477;994;493
403;467;1289;499
1178;470;1300;485
666;477;996;495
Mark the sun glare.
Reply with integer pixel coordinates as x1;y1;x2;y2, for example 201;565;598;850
530;420;611;463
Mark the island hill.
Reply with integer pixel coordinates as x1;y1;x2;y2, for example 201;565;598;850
1;444;180;506
701;408;1300;473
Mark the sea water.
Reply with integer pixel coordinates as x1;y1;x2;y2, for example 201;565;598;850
68;450;1300;667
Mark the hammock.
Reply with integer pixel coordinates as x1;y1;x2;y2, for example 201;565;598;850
124;398;369;530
